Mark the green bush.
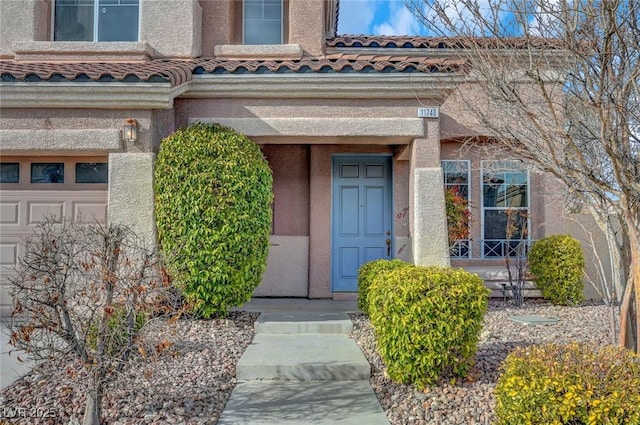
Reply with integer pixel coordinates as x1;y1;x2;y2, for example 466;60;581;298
357;259;409;314
528;235;585;306
368;265;489;388
87;308;147;356
154;123;273;317
495;343;640;425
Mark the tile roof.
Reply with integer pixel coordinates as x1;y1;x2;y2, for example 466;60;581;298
0;60;195;86
0;53;465;86
192;54;465;75
328;35;561;49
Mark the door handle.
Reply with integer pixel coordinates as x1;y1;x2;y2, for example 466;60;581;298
386;238;391;256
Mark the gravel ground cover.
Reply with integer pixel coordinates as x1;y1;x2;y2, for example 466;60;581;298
0;312;257;425
1;301;618;425
351;300;618;425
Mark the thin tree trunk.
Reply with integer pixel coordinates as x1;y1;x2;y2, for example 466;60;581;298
619;209;639;352
83;375;102;425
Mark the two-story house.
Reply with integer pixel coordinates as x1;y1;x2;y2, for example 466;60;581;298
0;0;606;315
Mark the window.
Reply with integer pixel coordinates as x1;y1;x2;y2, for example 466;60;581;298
31;163;65;183
54;0;139;42
442;160;470;258
243;0;283;45
76;163;108;183
481;160;529;257
0;163;20;183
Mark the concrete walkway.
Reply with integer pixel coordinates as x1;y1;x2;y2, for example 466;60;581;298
219;303;390;425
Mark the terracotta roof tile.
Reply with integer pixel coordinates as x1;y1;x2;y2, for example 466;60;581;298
0;60;194;86
192;56;465;74
328;35;561;49
0;52;466;86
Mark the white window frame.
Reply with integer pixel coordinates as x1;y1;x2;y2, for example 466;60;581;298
52;0;141;42
480;160;530;258
242;0;284;45
442;160;471;259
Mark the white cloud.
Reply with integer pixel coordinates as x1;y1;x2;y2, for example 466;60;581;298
372;3;424;35
337;0;378;35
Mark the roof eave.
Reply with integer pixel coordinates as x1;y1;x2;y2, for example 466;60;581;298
184;72;466;100
0;81;188;109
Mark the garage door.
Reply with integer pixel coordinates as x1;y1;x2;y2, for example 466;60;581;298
0;157;108;316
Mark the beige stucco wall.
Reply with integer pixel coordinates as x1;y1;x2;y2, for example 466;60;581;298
288;0;324;56
261;144;310;236
254;235;310;296
0;0;48;58
180;98;425;121
141;0;202;58
0;0;201;59
0;109;166;154
539;174;609;301
108;153;156;245
393;158;412;262
409;128;451;268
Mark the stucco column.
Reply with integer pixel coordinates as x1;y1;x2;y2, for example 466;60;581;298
140;0;202;58
308;145;332;298
409;119;451;267
108;153;157;246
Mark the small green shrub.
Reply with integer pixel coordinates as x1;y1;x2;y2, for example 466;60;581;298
357;259;409;314
154;123;273;317
87;308;147;356
368;265;489;388
495;343;640;425
528;235;585;306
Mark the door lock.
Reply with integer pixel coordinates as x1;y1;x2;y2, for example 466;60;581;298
386;238;391;256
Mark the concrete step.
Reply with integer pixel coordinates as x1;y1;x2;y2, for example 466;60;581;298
236;334;370;381
255;312;353;335
218;380;390;425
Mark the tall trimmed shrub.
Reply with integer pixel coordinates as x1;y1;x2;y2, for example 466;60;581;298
357;259;409;314
528;234;585;306
368;265;489;388
154;123;273;317
495;343;640;425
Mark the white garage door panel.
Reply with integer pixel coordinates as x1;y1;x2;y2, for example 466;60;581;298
0;190;107;316
0;202;19;224
28;201;65;224
0;242;18;265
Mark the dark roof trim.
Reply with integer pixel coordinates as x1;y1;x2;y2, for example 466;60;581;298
328;35;561;49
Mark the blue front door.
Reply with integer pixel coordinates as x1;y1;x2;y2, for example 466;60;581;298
332;156;392;292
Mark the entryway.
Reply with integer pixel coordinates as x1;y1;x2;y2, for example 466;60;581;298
331;155;392;292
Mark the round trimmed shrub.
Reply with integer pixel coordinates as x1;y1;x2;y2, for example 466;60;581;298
357;259;409;314
154;123;273;317
495;343;640;425
528;234;585;306
368;265;489;388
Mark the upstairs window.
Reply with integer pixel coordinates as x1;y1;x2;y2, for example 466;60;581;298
54;0;139;42
243;0;283;45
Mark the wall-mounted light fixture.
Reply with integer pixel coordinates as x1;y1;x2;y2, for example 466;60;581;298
123;119;138;143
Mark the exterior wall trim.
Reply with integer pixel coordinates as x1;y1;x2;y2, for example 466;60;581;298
186;73;466;99
0;83;187;109
188;117;425;137
12;42;153;62
0;129;122;154
214;44;303;60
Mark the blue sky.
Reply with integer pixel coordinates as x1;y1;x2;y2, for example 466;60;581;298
337;0;430;36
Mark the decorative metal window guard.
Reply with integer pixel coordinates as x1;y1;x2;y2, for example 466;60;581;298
449;239;533;259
